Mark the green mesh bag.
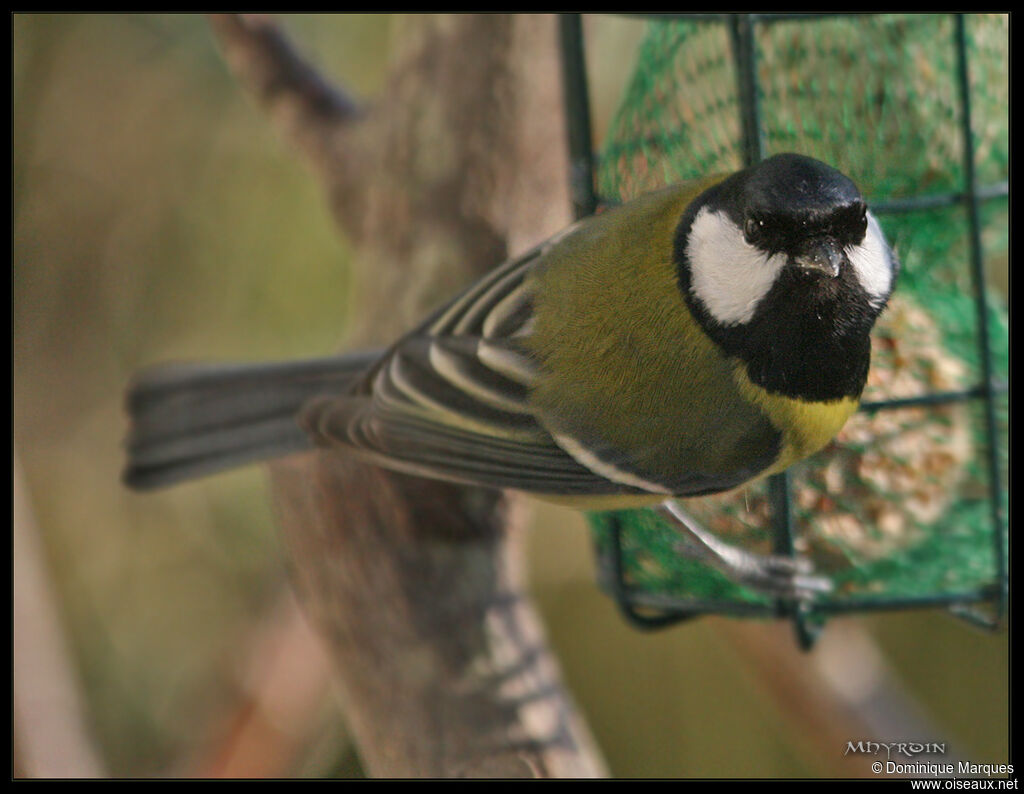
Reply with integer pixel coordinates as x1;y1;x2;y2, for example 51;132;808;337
576;14;1008;636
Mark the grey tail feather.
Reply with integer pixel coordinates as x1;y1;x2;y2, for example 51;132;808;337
123;351;381;491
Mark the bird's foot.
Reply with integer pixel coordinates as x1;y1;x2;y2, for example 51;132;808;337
655;500;833;601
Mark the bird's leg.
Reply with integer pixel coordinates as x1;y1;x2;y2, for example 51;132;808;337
654;500;833;600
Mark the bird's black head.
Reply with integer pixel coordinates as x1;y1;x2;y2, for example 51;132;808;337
674;154;898;402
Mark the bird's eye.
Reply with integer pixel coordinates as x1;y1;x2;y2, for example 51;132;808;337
857;206;869;237
744;217;764;242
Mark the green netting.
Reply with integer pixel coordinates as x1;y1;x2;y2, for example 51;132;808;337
587;14;1008;613
598;15;1008;201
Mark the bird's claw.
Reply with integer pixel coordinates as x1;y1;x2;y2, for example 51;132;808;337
730;552;834;599
657;500;833;602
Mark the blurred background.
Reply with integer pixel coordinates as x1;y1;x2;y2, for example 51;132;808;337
13;14;1008;778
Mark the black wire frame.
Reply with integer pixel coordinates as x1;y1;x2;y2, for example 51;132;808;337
558;13;1008;648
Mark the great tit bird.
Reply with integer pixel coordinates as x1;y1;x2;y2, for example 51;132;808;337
125;153;897;591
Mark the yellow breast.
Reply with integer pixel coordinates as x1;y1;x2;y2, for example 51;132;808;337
732;366;860;476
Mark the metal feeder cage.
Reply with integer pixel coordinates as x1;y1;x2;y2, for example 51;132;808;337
558;13;1008;649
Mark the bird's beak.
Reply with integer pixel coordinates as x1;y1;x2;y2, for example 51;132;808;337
791;238;845;278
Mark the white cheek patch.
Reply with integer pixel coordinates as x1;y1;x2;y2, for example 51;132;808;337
847;212;895;306
686;207;787;326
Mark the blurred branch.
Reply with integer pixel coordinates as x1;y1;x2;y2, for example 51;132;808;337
207;14;361;182
14;452;105;778
721;619;962;776
210;14;605;778
194;593;340;778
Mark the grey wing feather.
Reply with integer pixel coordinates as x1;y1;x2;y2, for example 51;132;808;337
303;242;651;496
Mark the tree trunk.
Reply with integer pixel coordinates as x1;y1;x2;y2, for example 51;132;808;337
209;13;607;778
